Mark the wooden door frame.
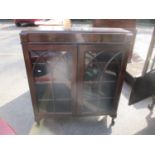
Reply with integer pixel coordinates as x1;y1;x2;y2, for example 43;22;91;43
22;44;78;117
77;44;130;115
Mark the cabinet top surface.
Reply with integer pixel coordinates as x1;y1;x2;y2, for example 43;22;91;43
20;27;133;44
21;27;132;34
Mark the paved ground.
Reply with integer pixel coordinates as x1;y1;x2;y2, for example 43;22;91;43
0;20;155;135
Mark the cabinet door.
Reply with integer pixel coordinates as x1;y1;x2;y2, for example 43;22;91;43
78;45;127;114
27;45;77;114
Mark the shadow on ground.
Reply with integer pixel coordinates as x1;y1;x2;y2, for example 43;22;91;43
135;110;155;135
40;116;112;135
0;91;112;135
0;84;154;135
0;91;34;134
122;82;152;109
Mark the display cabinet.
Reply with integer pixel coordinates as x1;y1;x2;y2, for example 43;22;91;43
20;28;133;125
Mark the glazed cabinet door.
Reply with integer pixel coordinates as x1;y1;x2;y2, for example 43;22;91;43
77;44;127;115
25;44;77;114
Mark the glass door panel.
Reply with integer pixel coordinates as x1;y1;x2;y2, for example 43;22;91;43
78;45;123;113
29;45;77;113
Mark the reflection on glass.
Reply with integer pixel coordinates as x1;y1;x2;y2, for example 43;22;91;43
30;51;72;113
82;50;122;113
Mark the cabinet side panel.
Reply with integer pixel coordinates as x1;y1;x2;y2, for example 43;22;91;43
112;43;131;113
21;43;39;119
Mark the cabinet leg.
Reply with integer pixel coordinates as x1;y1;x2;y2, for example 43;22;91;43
148;96;155;111
35;116;41;126
148;103;155;111
110;115;117;126
36;120;40;126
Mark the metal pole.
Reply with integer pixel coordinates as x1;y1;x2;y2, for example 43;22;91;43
142;26;155;76
150;53;155;70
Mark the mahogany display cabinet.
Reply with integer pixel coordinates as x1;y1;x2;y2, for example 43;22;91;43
20;28;133;125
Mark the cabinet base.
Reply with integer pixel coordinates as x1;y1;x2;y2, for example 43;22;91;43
34;114;117;126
